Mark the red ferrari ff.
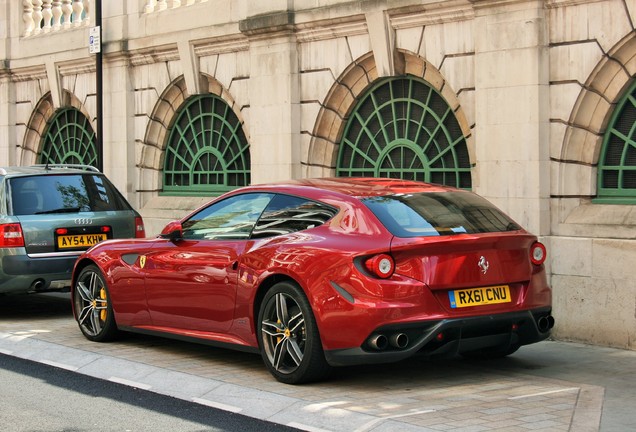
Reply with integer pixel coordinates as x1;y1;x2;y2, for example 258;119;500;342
71;178;553;384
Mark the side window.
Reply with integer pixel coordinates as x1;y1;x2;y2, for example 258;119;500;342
182;193;273;240
251;194;337;239
84;175;131;211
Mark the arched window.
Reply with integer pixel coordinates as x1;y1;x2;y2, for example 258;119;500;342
337;76;471;189
163;95;250;194
597;81;636;203
38;108;97;166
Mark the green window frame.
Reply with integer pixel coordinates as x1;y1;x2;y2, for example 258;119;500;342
337;76;472;189
38;108;97;166
595;81;636;204
163;94;250;195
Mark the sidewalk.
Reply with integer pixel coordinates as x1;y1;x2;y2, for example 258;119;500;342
1;293;634;431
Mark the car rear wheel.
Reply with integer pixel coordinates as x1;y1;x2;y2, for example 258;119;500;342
73;264;118;342
258;281;331;384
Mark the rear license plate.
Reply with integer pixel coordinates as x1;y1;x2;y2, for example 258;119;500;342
448;285;511;308
57;233;107;249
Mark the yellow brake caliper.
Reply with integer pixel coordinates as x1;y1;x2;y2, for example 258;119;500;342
277;319;284;343
99;287;108;321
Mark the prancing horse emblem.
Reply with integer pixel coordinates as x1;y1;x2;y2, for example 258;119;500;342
478;256;489;274
139;255;146;269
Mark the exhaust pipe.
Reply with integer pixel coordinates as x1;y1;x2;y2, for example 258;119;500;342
537;315;555;332
547;315;555;329
368;334;388;350
29;279;45;292
389;333;409;349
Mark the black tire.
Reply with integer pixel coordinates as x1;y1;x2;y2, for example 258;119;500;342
73;264;119;342
257;281;332;384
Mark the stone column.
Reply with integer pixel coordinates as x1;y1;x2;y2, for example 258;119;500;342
473;0;550;235
240;11;301;183
102;56;137;205
0;72;15;166
100;2;138;205
0;2;15;166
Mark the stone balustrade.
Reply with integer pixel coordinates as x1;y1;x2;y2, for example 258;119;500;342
22;0;90;37
143;0;209;14
21;0;211;37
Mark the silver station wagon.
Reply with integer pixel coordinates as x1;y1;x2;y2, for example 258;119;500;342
0;164;145;295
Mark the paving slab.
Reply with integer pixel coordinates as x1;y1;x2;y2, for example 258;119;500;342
1;293;634;431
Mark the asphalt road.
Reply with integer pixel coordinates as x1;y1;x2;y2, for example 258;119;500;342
0;353;298;432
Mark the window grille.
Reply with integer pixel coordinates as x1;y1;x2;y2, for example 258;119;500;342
337;77;471;189
164;95;250;194
38;108;97;166
596;81;636;203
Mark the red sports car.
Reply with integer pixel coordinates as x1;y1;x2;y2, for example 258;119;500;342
71;178;553;384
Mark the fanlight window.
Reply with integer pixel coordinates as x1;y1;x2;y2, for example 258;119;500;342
597;81;636;203
337;77;471;189
39;108;97;166
164;95;250;194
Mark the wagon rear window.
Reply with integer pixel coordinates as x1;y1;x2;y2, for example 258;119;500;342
362;192;521;238
10;174;132;216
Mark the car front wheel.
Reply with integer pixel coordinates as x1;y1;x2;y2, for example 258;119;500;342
258;281;331;384
73;264;119;342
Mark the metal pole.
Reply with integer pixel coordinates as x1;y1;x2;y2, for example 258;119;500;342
95;0;103;171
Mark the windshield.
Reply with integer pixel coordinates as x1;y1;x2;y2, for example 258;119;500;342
362;191;521;237
9;174;132;216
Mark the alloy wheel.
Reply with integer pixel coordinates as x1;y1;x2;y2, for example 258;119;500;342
74;266;114;340
260;292;306;375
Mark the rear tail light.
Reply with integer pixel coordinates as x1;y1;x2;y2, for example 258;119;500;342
0;223;25;248
134;217;146;238
530;242;547;265
364;254;395;279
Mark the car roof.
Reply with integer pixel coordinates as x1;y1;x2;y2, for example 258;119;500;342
0;164;100;177
247;177;463;198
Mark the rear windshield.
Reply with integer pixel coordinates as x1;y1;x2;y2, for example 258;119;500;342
362;192;522;238
9;174;133;216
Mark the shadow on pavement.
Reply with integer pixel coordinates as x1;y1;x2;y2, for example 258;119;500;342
0;292;73;320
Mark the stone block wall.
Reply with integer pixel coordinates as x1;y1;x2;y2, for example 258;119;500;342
2;0;636;349
548;0;636;349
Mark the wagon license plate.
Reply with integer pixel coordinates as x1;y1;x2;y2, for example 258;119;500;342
57;234;107;249
448;285;511;308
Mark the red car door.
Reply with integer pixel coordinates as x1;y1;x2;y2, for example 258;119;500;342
142;237;246;333
142;192;274;334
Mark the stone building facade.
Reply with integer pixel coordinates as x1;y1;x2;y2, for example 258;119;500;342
1;0;635;349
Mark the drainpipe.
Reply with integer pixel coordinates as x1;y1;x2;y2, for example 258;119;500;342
95;0;103;171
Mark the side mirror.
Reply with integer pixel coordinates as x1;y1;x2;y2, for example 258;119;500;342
159;220;183;241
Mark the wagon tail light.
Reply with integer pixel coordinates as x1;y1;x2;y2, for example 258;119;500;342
134;217;146;238
0;223;25;248
56;226;111;235
364;254;395;278
530;242;547;265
